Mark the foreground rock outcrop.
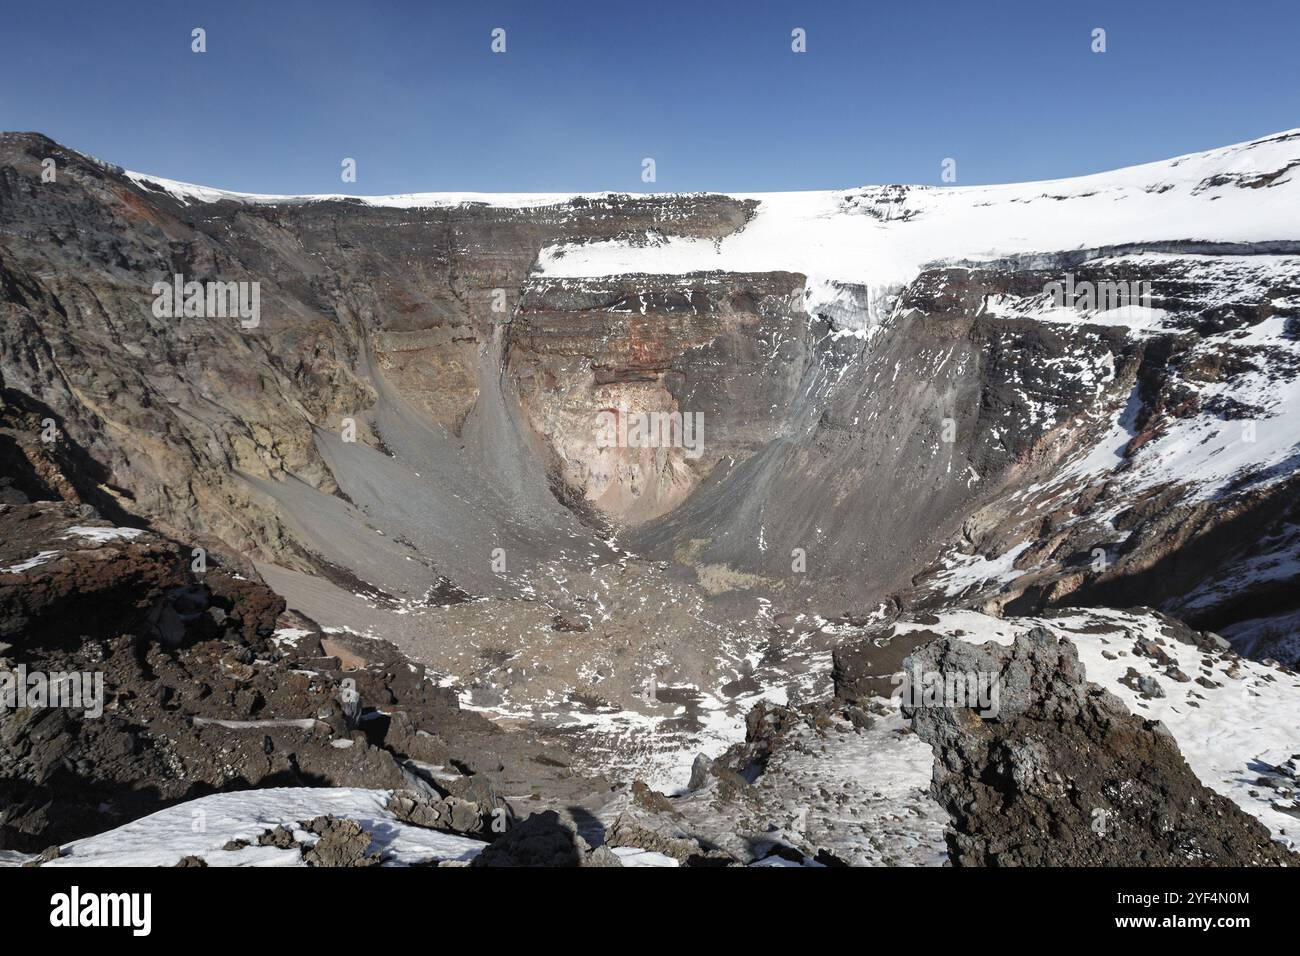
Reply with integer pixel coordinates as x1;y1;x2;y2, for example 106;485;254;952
0;499;601;851
903;627;1296;865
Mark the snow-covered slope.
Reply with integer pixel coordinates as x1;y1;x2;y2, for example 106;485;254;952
122;129;1300;321
537;129;1300;321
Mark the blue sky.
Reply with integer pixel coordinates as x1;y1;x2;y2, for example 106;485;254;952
1;0;1297;194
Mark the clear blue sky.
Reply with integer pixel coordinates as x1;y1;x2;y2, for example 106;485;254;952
2;0;1297;194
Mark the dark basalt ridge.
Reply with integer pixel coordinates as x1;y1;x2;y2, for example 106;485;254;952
903;628;1296;866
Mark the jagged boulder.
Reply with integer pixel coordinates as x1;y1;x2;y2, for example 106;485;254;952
903;627;1297;866
385;787;510;838
301;817;381;868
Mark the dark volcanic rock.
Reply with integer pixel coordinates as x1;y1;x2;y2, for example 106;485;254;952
301;817;380;867
903;627;1296;866
0;499;604;852
257;825;301;850
384;786;507;838
469;810;620;868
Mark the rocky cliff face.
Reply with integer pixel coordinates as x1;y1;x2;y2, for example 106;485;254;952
4;129;1299;635
509;271;809;523
898;255;1300;668
627;267;1149;610
0;131;754;584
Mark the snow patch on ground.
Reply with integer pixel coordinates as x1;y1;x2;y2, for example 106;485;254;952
934;542;1034;597
611;846;679;867
3;788;487;868
0;550;60;573
61;526;146;544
